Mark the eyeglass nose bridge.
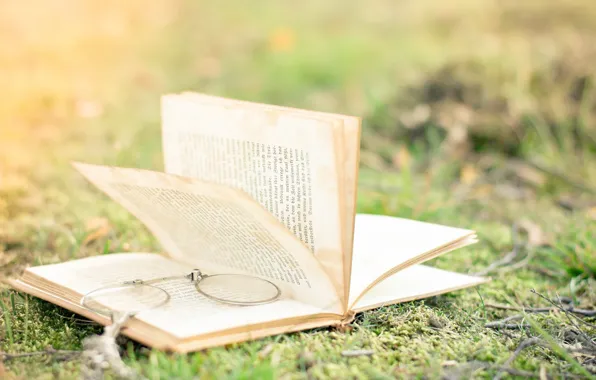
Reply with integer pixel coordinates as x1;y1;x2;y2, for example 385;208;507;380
187;269;203;282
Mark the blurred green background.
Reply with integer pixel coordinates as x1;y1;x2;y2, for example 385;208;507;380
1;0;595;378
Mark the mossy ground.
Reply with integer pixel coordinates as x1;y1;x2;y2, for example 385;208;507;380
1;1;595;378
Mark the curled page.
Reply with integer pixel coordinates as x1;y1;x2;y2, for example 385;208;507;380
349;214;477;307
165;92;361;311
161;94;346;303
73;163;341;313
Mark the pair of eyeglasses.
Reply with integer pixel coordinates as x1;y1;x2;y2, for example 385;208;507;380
81;269;282;324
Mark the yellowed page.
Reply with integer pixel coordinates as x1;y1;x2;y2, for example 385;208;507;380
176;93;362;312
26;253;340;339
10;273;342;352
348;214;477;308
352;265;488;313
73;163;341;313
161;94;348;303
337;117;361;309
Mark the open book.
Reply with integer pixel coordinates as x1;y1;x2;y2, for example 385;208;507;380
8;93;487;352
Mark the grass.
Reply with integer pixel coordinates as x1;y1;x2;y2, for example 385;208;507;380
1;0;595;378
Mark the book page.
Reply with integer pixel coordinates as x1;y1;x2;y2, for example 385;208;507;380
73;163;340;313
161;94;348;304
176;93;362;311
27;253;337;339
352;265;487;312
348;214;477;308
337;117;360;308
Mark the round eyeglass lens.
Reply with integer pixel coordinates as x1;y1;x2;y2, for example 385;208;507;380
81;283;170;315
196;274;281;305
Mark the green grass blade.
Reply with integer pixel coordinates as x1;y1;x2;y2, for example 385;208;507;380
0;298;14;349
